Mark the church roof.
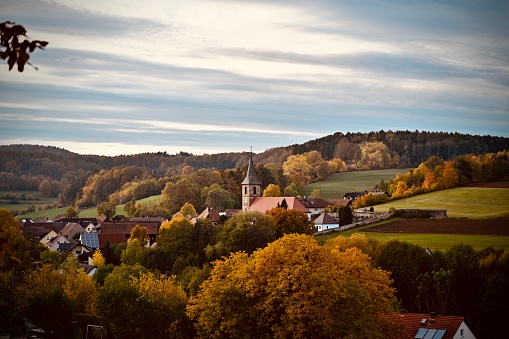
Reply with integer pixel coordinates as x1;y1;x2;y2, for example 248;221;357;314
241;155;262;185
249;197;310;214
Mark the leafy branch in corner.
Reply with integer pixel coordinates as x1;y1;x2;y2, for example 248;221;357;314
0;21;48;72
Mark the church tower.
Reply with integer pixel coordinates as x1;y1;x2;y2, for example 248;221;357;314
241;153;261;211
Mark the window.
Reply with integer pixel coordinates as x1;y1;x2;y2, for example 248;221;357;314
244;187;247;194
253;187;257;195
460;329;464;337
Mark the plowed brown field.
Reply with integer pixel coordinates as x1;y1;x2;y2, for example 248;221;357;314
364;216;509;235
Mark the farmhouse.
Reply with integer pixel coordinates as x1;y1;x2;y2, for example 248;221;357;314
387;312;476;339
314;212;339;232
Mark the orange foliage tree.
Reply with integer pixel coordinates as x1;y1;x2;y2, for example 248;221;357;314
188;234;401;338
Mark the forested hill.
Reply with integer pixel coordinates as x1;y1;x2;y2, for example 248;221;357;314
283;130;509;166
1;130;509;184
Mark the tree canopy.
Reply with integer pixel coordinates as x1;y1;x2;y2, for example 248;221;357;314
188;234;400;338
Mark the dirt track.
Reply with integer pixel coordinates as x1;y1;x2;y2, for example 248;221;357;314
364;216;509;236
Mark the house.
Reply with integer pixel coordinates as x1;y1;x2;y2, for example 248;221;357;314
80;233;100;250
387;312;476;339
39;229;58;246
60;222;85;240
314;212;339;232
298;197;332;215
58;242;92;257
100;221;160;246
84;223;98;233
48;234;71;251
194;207;221;224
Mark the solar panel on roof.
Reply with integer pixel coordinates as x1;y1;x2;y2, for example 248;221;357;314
415;328;428;339
423;329;437;339
81;233;99;249
433;330;446;339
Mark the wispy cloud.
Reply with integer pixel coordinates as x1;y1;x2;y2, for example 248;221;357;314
1;0;508;156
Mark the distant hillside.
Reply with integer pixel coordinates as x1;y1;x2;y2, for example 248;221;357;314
1;130;508;191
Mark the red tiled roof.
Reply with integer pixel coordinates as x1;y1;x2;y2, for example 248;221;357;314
249;197;310;214
386;313;465;339
100;222;159;235
198;207;220;222
98;233;129;248
298;197;332;209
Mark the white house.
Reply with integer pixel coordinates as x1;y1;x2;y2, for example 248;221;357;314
314;212;339;232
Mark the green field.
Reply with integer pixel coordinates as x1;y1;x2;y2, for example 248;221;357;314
375;187;509;219
315;218;509;251
303;168;411;200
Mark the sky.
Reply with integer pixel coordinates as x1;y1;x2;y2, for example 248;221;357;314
1;0;508;156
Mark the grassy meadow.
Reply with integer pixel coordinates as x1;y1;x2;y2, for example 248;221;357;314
316;221;509;251
375;187;509;219
302;168;411;200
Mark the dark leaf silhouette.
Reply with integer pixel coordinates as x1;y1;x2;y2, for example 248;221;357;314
0;21;48;72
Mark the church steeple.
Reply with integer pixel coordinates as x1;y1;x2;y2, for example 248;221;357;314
242;152;261;211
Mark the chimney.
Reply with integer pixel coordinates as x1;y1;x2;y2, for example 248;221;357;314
430;312;437;321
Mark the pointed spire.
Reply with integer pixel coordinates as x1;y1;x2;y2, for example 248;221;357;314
242;152;261;185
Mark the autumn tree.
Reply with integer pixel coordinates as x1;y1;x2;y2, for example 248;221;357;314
124;198;137;218
161;178;202;216
358;141;393;170
92;249;106;267
66;206;78;218
267;207;315;238
0;21;48;71
188;234;400;338
97;201;117;219
262;183;281;197
0;208;31;268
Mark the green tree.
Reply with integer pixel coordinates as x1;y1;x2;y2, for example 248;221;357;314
218;211;276;254
97;201;117;219
283;183;300;197
188;234;401;339
202;183;237;211
121;238;144;265
97;266;190;339
262;183;281;197
375;239;434;312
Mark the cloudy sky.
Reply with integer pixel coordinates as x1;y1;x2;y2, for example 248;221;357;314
1;0;508;156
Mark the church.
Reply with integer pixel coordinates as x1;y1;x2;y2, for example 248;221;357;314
241;155;311;216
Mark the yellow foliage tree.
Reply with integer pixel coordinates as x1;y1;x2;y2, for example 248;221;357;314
188;234;400;338
262;183;281;197
92;249;106;267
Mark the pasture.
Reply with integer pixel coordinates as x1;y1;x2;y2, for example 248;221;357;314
374;187;509;219
302;168;411;200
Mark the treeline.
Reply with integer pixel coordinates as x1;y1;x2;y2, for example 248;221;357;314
2;208;506;338
2;131;509;213
354;151;509;208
